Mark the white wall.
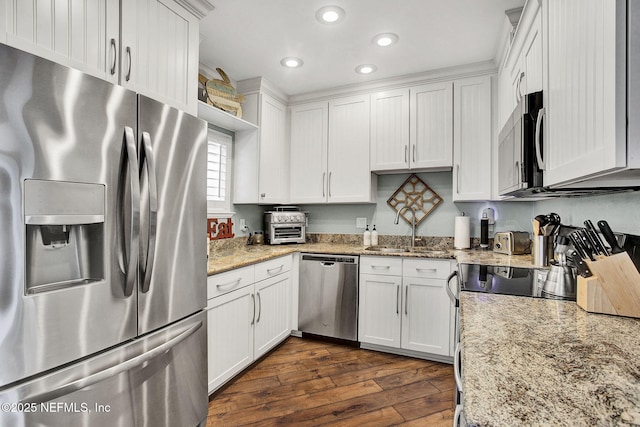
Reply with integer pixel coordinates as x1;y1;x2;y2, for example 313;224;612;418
231;175;640;239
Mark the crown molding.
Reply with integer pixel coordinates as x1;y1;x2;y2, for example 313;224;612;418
174;0;214;19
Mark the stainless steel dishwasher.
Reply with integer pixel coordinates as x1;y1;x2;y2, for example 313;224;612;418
299;253;359;341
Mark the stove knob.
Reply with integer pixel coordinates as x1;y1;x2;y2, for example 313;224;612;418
495;242;502;249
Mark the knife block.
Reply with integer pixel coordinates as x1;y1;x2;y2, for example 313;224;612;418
577;252;640;318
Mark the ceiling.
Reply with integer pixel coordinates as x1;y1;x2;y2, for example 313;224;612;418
199;0;525;97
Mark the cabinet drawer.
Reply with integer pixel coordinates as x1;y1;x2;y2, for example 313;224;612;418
360;256;403;276
403;259;452;279
207;265;255;300
255;255;292;282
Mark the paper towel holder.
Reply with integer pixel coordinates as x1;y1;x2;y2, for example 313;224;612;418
454;212;471;250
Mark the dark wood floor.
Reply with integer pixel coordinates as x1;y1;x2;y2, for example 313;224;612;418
206;337;455;426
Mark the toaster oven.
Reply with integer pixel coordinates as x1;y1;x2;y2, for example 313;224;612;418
264;207;307;245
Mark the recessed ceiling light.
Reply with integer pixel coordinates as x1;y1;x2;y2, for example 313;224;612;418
315;6;345;24
372;33;399;47
356;64;377;75
280;57;303;68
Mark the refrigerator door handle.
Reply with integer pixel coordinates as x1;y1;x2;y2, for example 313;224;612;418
140;131;158;293
24;320;203;404
120;126;140;297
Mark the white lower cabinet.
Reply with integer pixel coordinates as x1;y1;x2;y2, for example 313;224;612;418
359;256;454;359
206;255;292;394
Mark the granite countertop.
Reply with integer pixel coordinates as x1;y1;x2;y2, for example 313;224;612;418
207;242;537;275
460;292;640;426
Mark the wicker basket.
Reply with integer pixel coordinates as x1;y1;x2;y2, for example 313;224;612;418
199;68;245;118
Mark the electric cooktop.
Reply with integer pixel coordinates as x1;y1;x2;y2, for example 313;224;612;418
459;264;548;298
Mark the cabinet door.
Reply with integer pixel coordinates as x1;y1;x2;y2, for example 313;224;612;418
254;273;291;359
328;95;374;203
290;102;328;203
207;286;255;393
544;0;625;186
120;0;199;113
358;274;402;347
258;93;289;204
522;9;543;95
410;82;454;169
401;277;451;355
2;0;119;83
453;76;492;201
370;89;409;171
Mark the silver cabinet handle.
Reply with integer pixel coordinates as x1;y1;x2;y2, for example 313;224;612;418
396;285;400;314
454;343;463;391
404;145;408;163
251;294;256;325
119;126;140;298
416;268;437;272
125;46;132;81
455;164;460;194
256;292;262;323
216;278;241;291
413;144;416;163
266;265;284;275
371;265;391;270
328;172;332;198
140;131;158;294
26;321;202;404
446;270;459;306
405;285;409;315
322;172;326;197
110;38;117;75
535;107;546;170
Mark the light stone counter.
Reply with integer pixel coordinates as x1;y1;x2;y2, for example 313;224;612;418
207;241;537;275
460;292;640;426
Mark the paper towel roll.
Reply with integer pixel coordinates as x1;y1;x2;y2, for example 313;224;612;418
454;216;471;249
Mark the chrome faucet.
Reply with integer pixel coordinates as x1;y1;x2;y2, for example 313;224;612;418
394;206;418;248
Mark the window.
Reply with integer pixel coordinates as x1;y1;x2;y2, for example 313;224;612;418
206;128;232;215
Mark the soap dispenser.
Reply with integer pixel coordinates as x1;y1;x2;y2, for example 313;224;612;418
363;225;371;247
371;225;379;246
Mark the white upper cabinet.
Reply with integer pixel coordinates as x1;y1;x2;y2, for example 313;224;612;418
1;0;207;114
498;0;543;130
370;89;410;171
121;0;200;114
328;95;375;203
543;0;627;186
370;83;453;172
290;102;328;203
453;76;493;201
289;94;376;204
1;0;120;84
234;88;289;204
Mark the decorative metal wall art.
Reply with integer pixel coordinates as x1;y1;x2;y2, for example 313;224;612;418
387;174;443;225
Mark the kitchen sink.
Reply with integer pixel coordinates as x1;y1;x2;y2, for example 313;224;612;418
364;246;451;256
408;248;449;255
364;246;410;253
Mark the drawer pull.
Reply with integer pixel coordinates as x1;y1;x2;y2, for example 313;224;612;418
416;268;437;272
267;265;284;274
371;265;391;270
216;278;241;291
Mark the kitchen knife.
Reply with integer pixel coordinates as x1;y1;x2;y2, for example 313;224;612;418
570;231;595;261
584;220;610;256
582;226;608;257
569;250;592;277
597;220;625;254
577;230;599;260
569;233;589;260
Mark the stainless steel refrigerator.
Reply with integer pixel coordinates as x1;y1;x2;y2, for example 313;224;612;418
0;43;208;426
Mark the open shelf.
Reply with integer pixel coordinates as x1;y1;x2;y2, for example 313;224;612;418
197;101;258;132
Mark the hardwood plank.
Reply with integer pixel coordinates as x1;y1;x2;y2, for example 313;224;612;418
393;390;455;421
209;380;383;426
320;406;405;426
396;408;455;427
209;377;336;415
207;338;454;426
262;379;440;426
375;363;454;390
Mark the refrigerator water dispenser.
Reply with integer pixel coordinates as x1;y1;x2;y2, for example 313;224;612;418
24;180;105;294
